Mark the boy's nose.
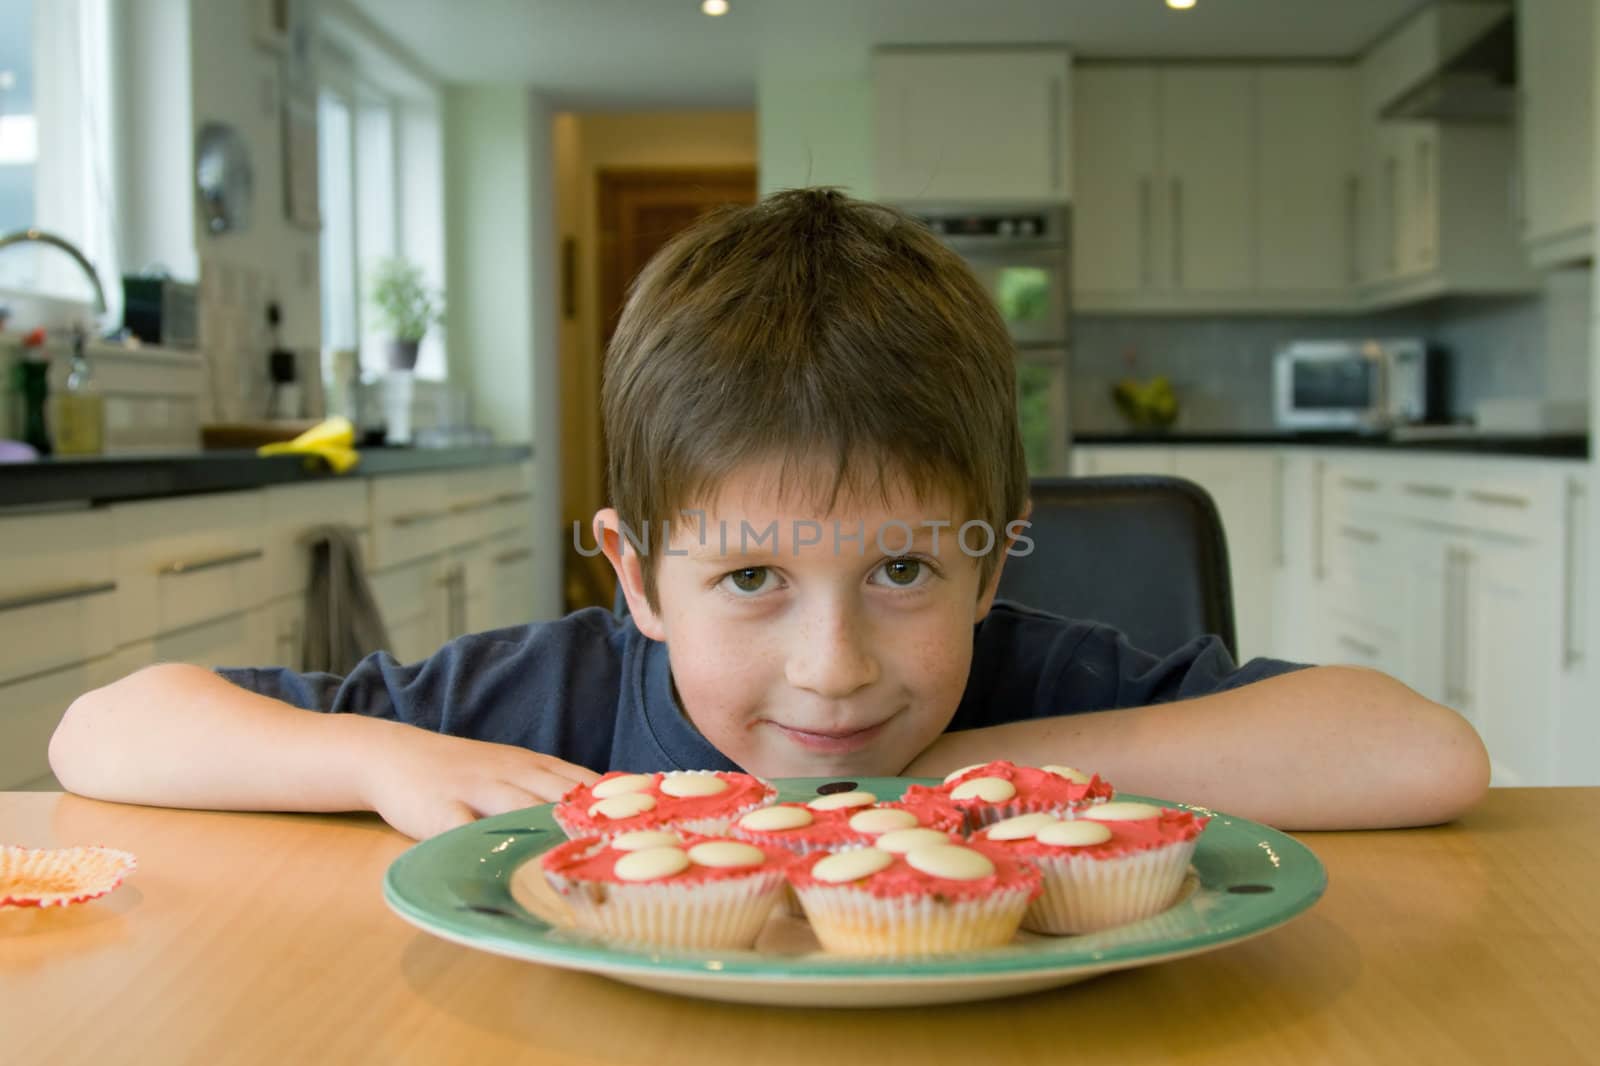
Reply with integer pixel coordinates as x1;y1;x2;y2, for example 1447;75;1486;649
784;605;880;699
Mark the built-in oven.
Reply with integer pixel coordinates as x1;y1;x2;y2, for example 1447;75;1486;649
1273;339;1445;432
903;203;1072;476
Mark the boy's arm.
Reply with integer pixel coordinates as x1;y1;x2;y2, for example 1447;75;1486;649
902;665;1490;831
49;663;599;840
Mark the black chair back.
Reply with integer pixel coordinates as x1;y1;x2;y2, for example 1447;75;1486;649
996;475;1237;659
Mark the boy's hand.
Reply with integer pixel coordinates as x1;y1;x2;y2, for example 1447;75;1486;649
359;721;600;840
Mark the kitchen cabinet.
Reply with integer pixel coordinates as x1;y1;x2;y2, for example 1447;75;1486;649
0;656;119;790
873;49;1072;203
1073;64;1357;312
1517;0;1595;267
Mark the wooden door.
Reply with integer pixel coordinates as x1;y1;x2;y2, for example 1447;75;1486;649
564;168;757;613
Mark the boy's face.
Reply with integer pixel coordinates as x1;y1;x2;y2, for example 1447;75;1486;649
598;457;1010;779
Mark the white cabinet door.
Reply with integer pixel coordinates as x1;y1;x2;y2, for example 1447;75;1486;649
1159;68;1255;293
1256;68;1358;295
1173;449;1280;663
0;655;120;790
874;50;1072;202
1072;66;1159;297
1466;539;1561;787
1071;446;1175;477
1518;0;1595;265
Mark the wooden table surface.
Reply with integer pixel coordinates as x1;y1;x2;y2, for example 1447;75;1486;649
3;789;1597;1066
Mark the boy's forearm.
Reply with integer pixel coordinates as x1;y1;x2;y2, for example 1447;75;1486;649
904;666;1491;831
50;663;387;814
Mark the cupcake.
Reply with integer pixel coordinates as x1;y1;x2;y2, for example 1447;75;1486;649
730;788;965;857
552;770;776;840
539;830;794;949
972;801;1209;935
788;838;1041;957
901;760;1113;831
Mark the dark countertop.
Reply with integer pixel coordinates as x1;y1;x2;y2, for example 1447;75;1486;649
1074;430;1589;460
0;444;534;508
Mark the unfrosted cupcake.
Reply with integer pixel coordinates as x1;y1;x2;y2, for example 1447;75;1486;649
552;770;776;840
787;838;1041;957
901;760;1113;831
972;801;1208;934
539;830;794;949
730;788;965;857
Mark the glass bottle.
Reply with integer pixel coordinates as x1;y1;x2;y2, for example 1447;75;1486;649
51;327;104;456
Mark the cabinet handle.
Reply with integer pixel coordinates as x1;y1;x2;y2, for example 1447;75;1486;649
1466;490;1530;510
1312;459;1327;581
1564;478;1587;669
157;548;263;577
1338;525;1380;545
1345;175;1360;284
1170;177;1183;287
493;547;533;567
1048;76;1063;192
1384;155;1399;271
1339;476;1379;493
1274;455;1287;568
492;491;533;506
390;508;450;527
1337;634;1380;660
0;579;116;614
1416;138;1433;265
1402;482;1453;500
1138;177;1153;286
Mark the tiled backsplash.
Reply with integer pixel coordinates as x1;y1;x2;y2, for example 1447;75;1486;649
1072;272;1590;434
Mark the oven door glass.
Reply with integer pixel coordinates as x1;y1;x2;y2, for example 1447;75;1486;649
1018;349;1071;477
966;250;1069;345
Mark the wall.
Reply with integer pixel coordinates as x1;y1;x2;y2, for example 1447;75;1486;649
444;85;562;620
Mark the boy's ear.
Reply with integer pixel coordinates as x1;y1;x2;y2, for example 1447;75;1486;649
594;508;667;640
975;500;1033;622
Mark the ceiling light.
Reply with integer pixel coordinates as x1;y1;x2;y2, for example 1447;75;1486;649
702;0;728;15
1167;0;1196;9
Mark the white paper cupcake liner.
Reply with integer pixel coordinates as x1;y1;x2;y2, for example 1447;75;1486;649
792;883;1034;957
543;867;788;950
1021;839;1198;935
0;844;137;908
961;793;1109;832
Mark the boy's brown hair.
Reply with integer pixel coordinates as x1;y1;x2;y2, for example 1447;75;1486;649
603;187;1028;610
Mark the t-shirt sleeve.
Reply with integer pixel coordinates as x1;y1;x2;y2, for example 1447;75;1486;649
213;609;625;768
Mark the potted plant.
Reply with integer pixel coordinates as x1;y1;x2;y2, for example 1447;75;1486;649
367;256;444;371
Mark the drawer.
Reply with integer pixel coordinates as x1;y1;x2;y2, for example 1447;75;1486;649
118;605;273;672
448;464;533;542
0;508;118;684
0;655;119;790
369;473;456;569
369;554;443;629
261;481;372;596
1454;469;1561;543
111;491;268;644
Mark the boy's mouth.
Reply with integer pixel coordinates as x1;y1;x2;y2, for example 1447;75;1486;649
772;719;890;754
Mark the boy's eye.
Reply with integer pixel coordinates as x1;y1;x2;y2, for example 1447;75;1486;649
723;567;772;595
874;558;925;588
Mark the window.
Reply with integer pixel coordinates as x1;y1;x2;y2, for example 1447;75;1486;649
316;38;446;381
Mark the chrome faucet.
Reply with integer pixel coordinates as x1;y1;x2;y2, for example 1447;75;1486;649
0;227;109;322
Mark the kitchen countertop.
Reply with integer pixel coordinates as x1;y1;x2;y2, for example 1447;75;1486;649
0;444;534;508
1074;429;1589;459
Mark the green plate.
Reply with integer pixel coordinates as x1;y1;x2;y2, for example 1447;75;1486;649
383;777;1326;1007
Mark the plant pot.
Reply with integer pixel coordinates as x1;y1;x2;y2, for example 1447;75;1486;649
385;339;420;371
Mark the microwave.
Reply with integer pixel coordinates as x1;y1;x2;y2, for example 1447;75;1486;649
1273;339;1444;432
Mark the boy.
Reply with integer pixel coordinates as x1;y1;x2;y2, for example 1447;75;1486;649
49;189;1489;841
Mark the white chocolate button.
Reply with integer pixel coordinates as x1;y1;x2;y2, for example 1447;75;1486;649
986;813;1060;841
609;830;680;851
1041;765;1092;784
687;840;767;868
1037;821;1114;847
907;845;995;881
738;805;814;831
588;793;657;820
1087;801;1164;822
873;828;950;854
613;846;690;881
847;808;919;835
591;773;654;798
950;776;1016;803
942;763;987;784
659;771;729;798
807;790;877;811
811;848;893;883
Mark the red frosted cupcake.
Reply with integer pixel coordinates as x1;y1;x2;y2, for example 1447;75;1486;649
730;788;965;856
901;760;1113;831
540;831;794;949
787;838;1041;957
552;770;776;840
972;801;1209;934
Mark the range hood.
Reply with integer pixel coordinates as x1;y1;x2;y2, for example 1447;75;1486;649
1379;4;1516;123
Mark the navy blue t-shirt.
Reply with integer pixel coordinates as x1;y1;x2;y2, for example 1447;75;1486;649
217;601;1304;774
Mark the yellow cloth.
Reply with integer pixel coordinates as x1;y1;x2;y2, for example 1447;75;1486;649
257;417;361;474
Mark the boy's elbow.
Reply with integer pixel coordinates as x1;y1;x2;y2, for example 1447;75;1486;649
1431;707;1492;823
49;663;196;793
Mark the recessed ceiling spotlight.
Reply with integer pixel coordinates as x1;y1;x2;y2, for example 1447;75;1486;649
1167;0;1197;9
702;0;729;15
